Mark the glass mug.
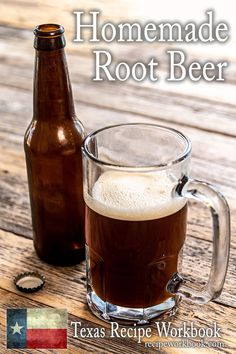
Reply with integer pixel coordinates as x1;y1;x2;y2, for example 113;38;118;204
82;123;230;325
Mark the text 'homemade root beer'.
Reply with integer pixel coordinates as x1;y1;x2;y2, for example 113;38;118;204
24;24;85;265
85;171;187;308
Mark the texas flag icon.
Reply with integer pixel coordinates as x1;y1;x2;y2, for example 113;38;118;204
7;308;67;349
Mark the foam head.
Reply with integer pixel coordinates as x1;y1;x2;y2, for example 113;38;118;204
84;171;186;221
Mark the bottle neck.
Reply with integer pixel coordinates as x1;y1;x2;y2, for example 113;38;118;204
33;48;75;120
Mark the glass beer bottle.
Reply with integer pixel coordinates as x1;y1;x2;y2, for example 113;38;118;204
24;24;85;265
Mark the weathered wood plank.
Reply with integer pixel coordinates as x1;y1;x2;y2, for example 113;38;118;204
0;0;133;37
0;229;235;353
1;25;236;119
0;83;236;184
0;79;236;166
1;57;236;137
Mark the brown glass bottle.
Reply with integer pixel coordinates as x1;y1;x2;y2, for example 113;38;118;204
24;24;85;265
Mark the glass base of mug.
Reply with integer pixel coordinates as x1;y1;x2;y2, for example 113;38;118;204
87;288;179;326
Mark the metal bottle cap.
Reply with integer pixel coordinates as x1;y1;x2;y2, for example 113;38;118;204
14;271;45;293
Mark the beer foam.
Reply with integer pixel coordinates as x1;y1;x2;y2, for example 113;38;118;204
84;171;186;221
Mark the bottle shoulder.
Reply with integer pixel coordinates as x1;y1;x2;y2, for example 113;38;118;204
24;118;84;155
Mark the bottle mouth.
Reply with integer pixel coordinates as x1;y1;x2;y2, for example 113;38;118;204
34;24;64;37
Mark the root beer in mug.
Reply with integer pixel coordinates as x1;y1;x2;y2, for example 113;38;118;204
82;123;230;325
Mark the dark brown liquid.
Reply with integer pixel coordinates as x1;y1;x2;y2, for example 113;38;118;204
24;25;85;265
86;204;187;308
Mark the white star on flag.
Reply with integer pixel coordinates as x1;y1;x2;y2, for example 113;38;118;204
11;322;24;335
7;308;67;349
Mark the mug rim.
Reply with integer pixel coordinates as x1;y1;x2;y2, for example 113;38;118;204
82;123;192;170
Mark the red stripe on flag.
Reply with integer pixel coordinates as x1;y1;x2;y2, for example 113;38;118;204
27;329;67;349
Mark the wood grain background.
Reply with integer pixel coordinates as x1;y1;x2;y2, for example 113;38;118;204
0;1;235;353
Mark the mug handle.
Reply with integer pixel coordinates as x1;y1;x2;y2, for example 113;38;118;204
167;177;230;304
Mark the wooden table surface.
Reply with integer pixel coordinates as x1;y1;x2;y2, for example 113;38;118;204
0;1;235;353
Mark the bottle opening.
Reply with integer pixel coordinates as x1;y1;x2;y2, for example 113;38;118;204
34;24;64;37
